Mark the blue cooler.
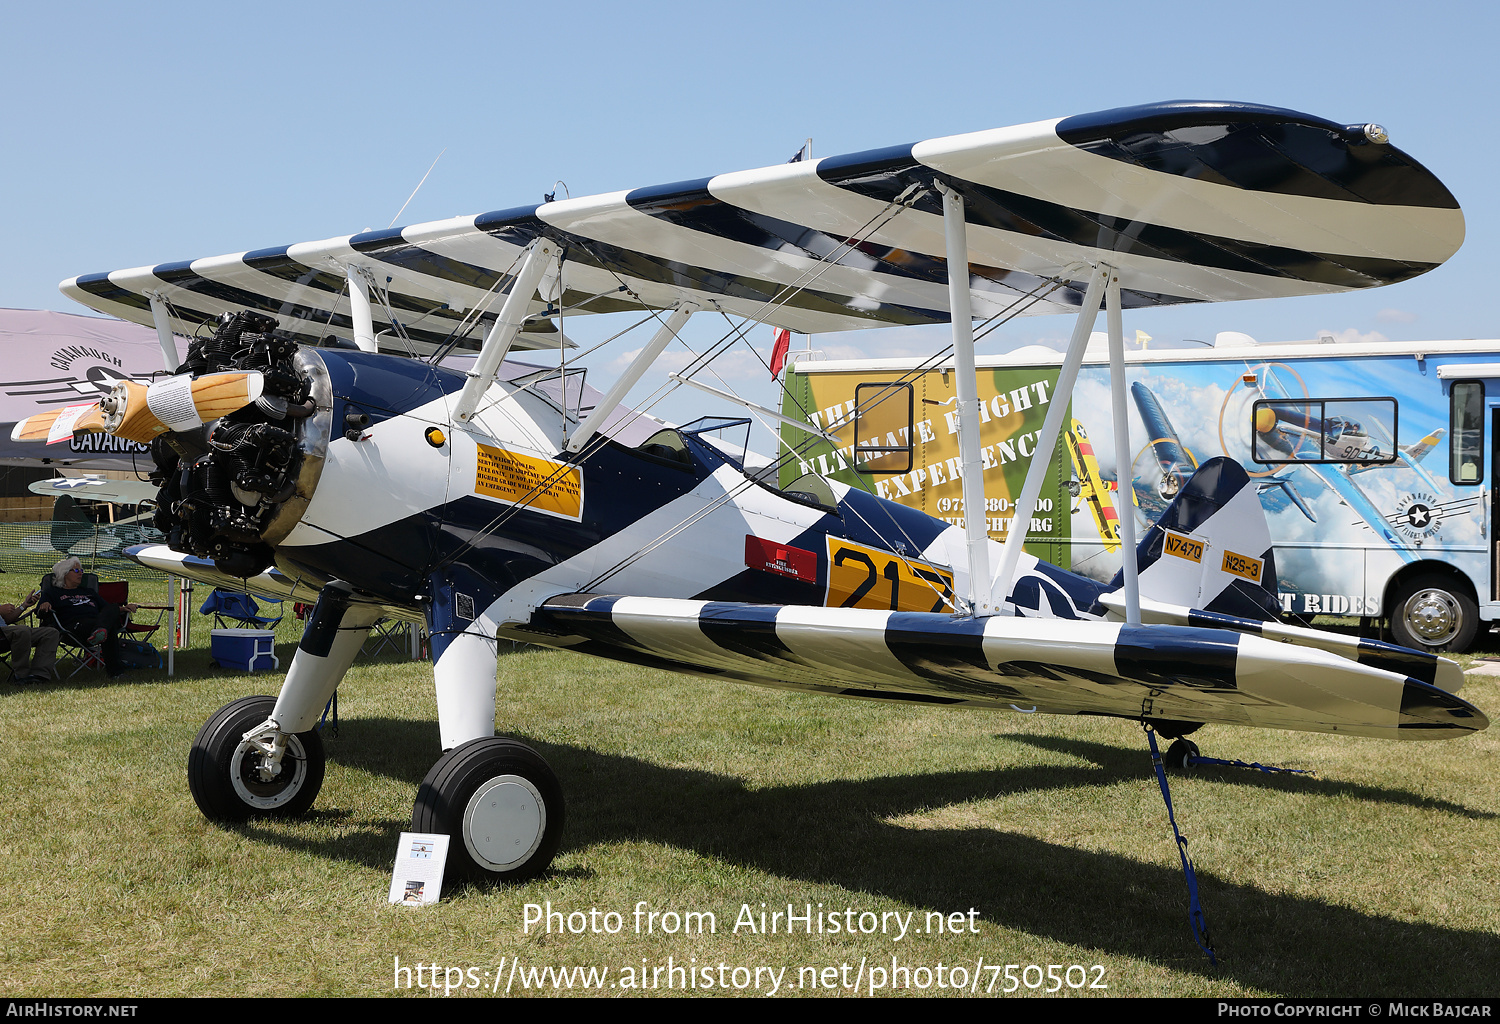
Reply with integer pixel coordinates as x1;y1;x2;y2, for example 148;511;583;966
210;629;279;672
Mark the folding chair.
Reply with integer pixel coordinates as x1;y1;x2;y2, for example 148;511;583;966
199;589;285;630
361;617;411;658
97;579;169;646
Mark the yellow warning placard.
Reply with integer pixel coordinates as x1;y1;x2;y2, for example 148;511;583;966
1163;532;1203;563
474;444;583;521
1221;549;1263;583
825;537;956;613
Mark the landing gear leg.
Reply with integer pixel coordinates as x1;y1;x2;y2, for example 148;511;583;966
186;581;381;825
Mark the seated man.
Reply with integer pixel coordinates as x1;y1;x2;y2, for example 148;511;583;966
2;590;59;683
38;557;137;678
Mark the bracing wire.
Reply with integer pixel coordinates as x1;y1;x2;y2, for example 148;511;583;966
422;186;1087;615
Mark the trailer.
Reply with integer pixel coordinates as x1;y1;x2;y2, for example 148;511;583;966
779;335;1498;652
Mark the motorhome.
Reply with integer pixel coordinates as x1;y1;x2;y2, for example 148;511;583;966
779;334;1498;652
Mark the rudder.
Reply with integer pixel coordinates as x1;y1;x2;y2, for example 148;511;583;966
1115;457;1282;621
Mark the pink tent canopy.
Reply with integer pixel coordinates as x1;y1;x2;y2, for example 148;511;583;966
0;308;172;472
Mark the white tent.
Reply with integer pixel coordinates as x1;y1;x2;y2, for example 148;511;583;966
0;308;171;472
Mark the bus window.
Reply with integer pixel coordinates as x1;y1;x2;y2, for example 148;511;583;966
1449;380;1484;484
1251;397;1397;465
853;382;913;474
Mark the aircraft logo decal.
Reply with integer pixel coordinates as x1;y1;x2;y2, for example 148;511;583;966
1390;491;1454;541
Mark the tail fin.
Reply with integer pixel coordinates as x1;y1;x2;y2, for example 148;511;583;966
1115;457;1282;621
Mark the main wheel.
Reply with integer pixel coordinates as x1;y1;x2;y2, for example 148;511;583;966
412;737;564;884
188;695;325;821
1164;738;1200;773
1389;575;1479;653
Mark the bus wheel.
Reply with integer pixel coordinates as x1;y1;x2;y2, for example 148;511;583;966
1390;575;1478;653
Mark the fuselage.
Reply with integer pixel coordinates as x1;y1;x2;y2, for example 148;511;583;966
272;348;1106;628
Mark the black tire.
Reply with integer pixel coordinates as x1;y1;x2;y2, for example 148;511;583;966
188;695;325;821
412;737;564;884
1164;738;1200;773
1389;574;1480;653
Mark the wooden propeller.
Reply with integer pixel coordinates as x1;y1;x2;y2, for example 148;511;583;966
9;372;265;446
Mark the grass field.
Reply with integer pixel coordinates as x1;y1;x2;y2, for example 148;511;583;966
1;593;1496;998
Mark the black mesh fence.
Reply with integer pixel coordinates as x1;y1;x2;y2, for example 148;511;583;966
0;520;165;584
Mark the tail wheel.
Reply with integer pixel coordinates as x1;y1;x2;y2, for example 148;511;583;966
188;695;325;821
1164;738;1200;773
412;737;564;884
1389;575;1479;653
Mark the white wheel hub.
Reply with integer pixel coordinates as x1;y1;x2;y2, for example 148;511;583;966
462;775;546;872
230;735;308;809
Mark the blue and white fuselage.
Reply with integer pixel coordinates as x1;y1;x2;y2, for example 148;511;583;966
118;345;1465;763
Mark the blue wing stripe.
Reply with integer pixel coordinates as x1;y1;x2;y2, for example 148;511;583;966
697;602;800;663
818;152;1434;289
1055;101;1458;209
1115;625;1239;688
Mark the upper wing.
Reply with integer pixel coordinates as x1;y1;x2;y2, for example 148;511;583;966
61;101;1462;354
533;595;1486;741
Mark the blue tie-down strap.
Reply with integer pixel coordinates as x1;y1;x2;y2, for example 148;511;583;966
319;690;339;738
1145;726;1217;965
1188;753;1315;777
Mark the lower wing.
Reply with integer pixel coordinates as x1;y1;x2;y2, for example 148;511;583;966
530;596;1486;741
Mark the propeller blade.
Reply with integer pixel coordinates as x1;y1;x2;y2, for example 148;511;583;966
9;372;265;446
10;402;108;444
103;372;265;443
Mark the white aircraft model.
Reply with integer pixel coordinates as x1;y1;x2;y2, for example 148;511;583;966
13;101;1485;886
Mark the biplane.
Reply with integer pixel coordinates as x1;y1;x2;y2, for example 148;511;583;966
12;100;1487;885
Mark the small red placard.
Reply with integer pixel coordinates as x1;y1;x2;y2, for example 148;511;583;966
745;535;817;581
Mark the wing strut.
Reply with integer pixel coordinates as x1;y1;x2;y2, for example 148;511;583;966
145;292;181;371
993;265;1107;614
566;302;698;452
344;265;380;353
453;239;557;424
1106;269;1141;624
938;184;994;615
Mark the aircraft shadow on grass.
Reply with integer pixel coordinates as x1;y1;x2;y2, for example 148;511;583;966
235;717;1499;994
1008;732;1497;820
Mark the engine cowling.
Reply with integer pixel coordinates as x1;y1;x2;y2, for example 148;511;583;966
151;311;331;578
